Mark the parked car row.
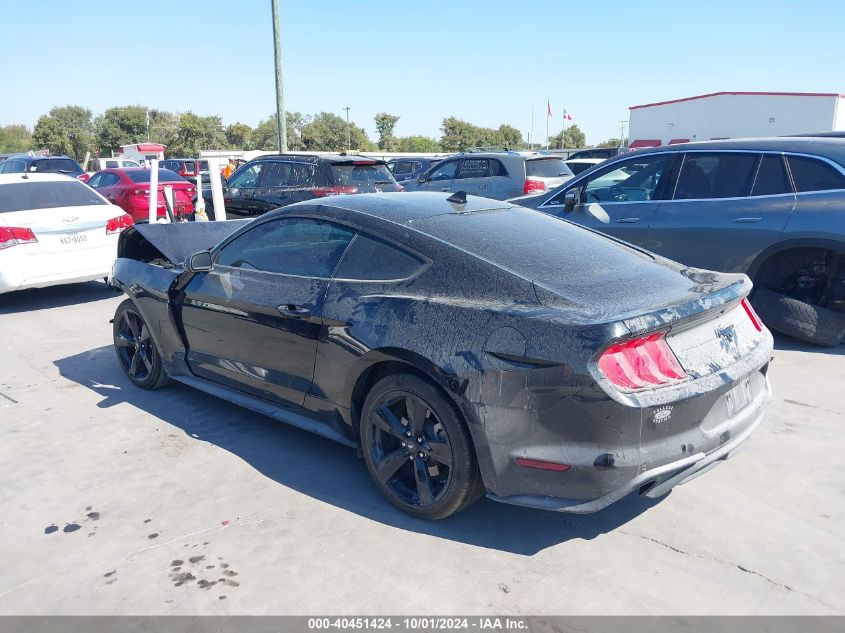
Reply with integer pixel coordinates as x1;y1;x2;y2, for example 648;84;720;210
195;154;403;220
513;137;845;346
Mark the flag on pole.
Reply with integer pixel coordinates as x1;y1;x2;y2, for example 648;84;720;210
564;111;573;121
547;100;553;117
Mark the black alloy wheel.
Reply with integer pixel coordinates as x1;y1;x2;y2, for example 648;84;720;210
360;373;482;519
112;299;171;389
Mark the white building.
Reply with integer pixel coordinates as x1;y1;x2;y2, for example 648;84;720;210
627;91;845;149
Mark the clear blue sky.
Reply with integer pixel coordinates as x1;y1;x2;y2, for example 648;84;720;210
2;0;843;145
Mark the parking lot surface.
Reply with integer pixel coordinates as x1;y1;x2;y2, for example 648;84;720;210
1;281;843;615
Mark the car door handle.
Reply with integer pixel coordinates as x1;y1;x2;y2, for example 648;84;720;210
479;184;488;190
277;304;311;318
733;217;762;223
616;217;640;223
441;187;451;192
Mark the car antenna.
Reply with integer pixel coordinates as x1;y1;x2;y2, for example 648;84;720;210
446;190;467;205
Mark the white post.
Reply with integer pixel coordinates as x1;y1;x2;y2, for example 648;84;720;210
208;159;227;221
162;185;174;223
148;159;159;224
194;171;207;221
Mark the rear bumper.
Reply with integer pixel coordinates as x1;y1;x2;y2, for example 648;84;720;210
488;375;769;513
0;244;116;293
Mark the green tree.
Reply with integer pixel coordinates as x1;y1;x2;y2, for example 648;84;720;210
253;112;309;151
166;112;226;157
32;106;95;161
396;135;442;152
32;117;68;155
225;122;253;150
0;124;31;152
440;117;526;151
496;124;525;149
547;124;586;149
374;112;400;150
440;117;475;151
300;112;372;151
95;105;150;155
597;138;622;148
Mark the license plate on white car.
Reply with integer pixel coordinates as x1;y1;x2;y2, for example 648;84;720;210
60;233;87;245
725;379;753;417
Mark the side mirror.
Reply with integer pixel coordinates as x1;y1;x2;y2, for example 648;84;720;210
417;175;427;184
564;189;579;210
185;250;213;272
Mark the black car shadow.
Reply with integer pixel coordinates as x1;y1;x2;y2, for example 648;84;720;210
0;281;119;314
54;345;663;556
772;333;845;356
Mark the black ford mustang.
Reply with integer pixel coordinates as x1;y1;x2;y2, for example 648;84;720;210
109;192;773;519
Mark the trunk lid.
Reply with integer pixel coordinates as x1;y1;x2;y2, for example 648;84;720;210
0;204;123;252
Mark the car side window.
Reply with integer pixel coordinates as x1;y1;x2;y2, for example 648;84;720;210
87;173;103;188
427;160;459;181
3;160;24;173
228;163;263;188
787;155;845;192
673;152;757;200
580;154;675;203
101;173;120;187
216;218;355;277
751;155;792;196
490;159;508;177
457;158;490;179
333;233;425;281
258;161;315;187
391;161;413;175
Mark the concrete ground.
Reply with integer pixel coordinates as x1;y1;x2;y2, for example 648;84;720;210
0;281;843;615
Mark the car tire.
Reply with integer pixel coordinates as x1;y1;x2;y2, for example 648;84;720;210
112;299;172;389
359;373;483;520
752;288;845;347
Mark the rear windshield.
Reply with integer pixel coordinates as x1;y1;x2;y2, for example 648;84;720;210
331;163;396;185
199;161;209;170
29;158;83;175
526;158;573;178
0;181;108;212
126;169;186;183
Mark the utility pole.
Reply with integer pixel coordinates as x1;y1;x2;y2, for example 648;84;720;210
342;105;351;150
618;120;628;147
271;0;288;152
145;109;150;142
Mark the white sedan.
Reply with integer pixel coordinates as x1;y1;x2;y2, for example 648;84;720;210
0;173;133;294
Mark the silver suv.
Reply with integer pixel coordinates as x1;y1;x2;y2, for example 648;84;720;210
514;137;845;346
403;150;573;199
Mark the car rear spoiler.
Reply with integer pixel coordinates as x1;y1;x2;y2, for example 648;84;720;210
117;220;251;265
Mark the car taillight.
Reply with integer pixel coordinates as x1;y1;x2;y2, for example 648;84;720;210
0;226;38;250
105;214;134;234
598;331;687;392
311;186;359;197
77;173;91;183
741;297;763;332
523;179;545;194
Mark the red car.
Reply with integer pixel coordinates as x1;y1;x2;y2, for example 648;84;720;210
86;168;196;223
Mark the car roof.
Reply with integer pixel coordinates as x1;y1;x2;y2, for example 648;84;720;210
252;153;387;164
629;136;845;163
275;191;512;225
19;155;76;162
455;150;564;159
0;173;79;184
